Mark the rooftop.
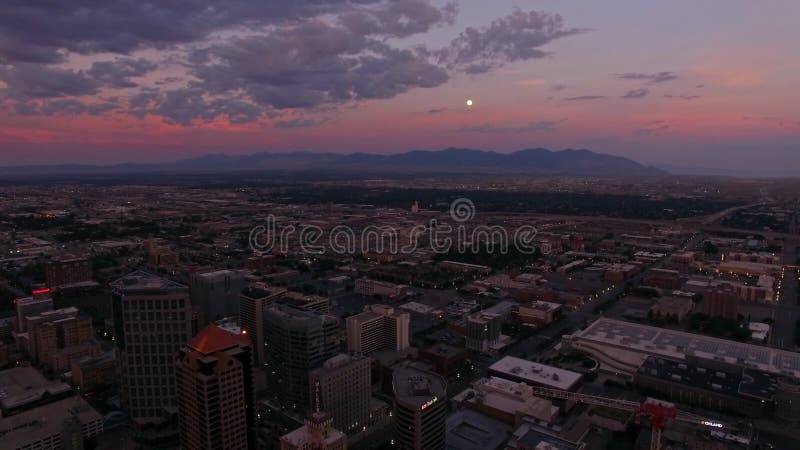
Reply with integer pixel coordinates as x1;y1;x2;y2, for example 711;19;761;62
110;270;186;292
0;396;102;448
489;356;582;391
392;366;447;408
0;367;72;413
445;409;513;450
572;318;800;378
187;323;249;355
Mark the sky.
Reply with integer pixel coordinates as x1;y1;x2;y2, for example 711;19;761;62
0;0;798;174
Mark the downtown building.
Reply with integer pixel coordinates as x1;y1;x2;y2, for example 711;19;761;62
346;305;409;355
44;254;92;290
176;323;255;450
188;269;245;326
392;365;447;450
264;304;340;410
239;283;286;365
111;271;193;428
309;353;372;434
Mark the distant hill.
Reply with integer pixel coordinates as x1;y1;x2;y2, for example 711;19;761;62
0;148;667;177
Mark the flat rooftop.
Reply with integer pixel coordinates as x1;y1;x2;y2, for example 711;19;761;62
110;270;186;292
572;318;800;378
392;366;447;407
0;396;102;449
446;409;512;450
489;356;582;391
0;367;72;413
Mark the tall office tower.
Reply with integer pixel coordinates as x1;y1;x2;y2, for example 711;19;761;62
392;366;447;450
176;323;255;450
239;284;286;365
465;312;503;352
309;354;371;434
264;304;340;410
111;270;193;426
189;269;246;326
346;305;409;354
44;254;92;289
15;294;53;332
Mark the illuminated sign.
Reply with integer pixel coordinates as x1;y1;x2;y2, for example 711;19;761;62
420;396;438;411
32;288;51;295
701;420;723;428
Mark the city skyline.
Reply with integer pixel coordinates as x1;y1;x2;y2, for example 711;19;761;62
0;0;799;174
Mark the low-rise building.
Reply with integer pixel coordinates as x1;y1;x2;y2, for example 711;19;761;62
488;356;582;391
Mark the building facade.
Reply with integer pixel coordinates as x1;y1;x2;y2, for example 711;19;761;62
176;324;255;450
111;271;193;425
309;354;372;434
392;366;447;450
264;304;340;410
239;284;286;365
346;305;410;354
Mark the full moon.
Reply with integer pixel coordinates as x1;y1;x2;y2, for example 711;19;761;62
466;99;473;106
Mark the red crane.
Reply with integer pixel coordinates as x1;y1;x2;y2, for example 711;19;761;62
527;386;743;450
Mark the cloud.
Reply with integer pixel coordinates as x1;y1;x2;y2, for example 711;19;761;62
664;94;701;100
459;120;564;133
516;79;547;87
0;64;100;100
437;10;585;73
426;108;447;114
275;118;329;128
0;2;586;125
616;71;678;83
549;83;572;91
565;95;605;101
621;88;648;99
88;58;158;88
635;120;670;137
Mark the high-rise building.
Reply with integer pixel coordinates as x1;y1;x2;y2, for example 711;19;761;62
176;323;255;450
346;305;409;355
392;366;447;450
239;284;286;365
465;311;503;352
704;284;738;320
309;354;371;434
189;269;245;326
264;304;340;410
44;254;92;289
111;270;193;425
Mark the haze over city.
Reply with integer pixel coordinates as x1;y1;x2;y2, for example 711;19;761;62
1;0;799;175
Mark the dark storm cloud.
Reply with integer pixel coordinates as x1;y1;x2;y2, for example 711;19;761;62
621;88;648;99
616;71;678;83
437;10;585;73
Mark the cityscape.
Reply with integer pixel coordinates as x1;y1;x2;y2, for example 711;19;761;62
1;2;800;450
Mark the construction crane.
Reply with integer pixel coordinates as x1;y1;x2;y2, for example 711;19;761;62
528;386;747;450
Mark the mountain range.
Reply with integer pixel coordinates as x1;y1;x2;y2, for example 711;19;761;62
0;148;667;177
